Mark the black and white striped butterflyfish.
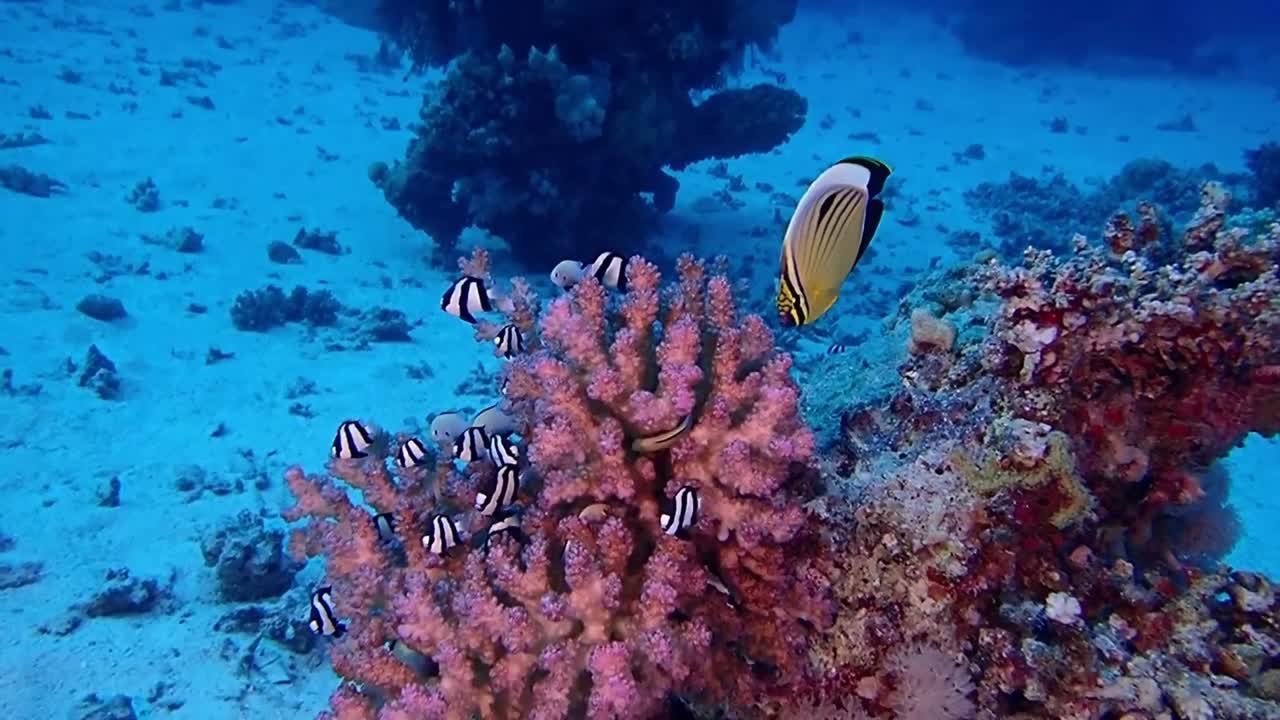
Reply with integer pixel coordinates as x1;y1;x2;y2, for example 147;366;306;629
308;586;346;637
589;251;630;291
331;420;374;459
421;513;462;555
395;438;429;469
372;512;397;542
660;486;701;537
494;323;525;359
776;156;892;327
827;342;847;355
475;464;520;516
440;275;512;323
487;433;520;467
453;426;489;463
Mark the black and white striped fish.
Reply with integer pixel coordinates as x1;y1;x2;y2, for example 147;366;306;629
372;512;397;542
708;576;742;610
485;509;523;548
440;276;493;324
453;426;489;463
494;323;525;359
395;438;429;469
308;586;346;637
660;486;700;537
827;342;847;355
475;464;520;516
589;251;630;291
631;414;693;454
487;433;520;467
331;420;374;459
421;513;462;555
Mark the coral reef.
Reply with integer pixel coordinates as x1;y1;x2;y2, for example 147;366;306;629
373;1;807;266
930;0;1240;73
792;183;1280;718
1245;141;1280;210
963;158;1240;258
283;251;832;718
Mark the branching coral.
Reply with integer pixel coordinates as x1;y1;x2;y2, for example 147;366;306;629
283;251;832;719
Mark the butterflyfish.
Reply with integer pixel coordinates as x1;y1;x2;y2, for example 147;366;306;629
776;156;891;327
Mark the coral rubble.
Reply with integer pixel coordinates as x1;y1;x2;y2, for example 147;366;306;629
373;1;807;266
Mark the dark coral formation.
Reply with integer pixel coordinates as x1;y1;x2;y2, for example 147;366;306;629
963;158;1242;258
374;0;807;266
229;285;342;332
792;183;1280;717
201;512;300;602
1245;141;1280;210
931;0;1244;73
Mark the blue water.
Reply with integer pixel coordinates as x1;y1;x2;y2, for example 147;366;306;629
0;1;1276;718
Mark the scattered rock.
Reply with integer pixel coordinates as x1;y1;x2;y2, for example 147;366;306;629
200;511;299;601
77;345;121;400
1156;113;1197;133
145;681;184;712
141;226;203;253
292;227;342;255
96;475;121;507
0;561;43;589
76;294;127;322
266;240;302;264
360;307;412;342
186;95;215;110
214;594;316;654
173;464;207;498
73;693;137;720
1;368;41;396
126;178;159;212
82;567;173;617
0;131;49;150
38;611;82;636
0;164;67;197
206;347;235;364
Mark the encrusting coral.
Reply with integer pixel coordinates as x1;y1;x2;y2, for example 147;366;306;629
790;183;1280;718
283;251;833;719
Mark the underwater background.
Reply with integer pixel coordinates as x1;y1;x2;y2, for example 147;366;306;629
2;0;1279;718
